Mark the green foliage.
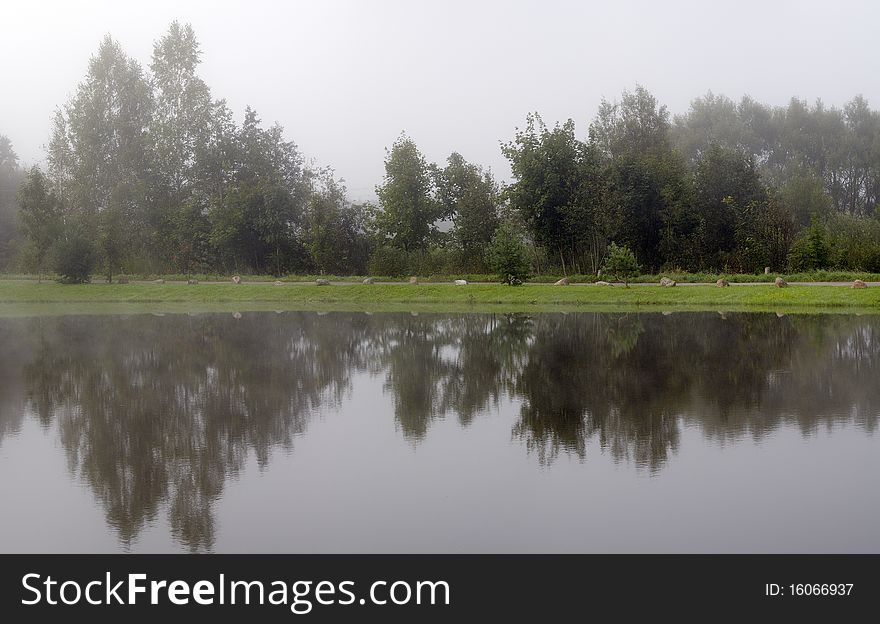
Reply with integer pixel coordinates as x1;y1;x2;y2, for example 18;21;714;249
601;243;640;286
590;86;672;160
0;135;24;270
788;217;830;271
368;246;409;276
98;202;125;282
825;214;880;271
366;244;461;277
40;24;317;278
776;172;831;229
434;152;500;270
488;223;531;285
603;156;665;271
589;86;691;273
502;114;604;274
372;134;442;252
166;197;211;277
62;34;153;218
693;145;769;269
54;227;96;283
150;21;212;201
11;37;880;282
306;173;370;275
674;93;880;217
17;167;62;279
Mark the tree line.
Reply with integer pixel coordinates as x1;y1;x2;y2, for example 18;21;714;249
3;23;880;280
6;22;367;281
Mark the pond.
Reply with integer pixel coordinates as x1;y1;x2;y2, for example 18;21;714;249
0;310;878;553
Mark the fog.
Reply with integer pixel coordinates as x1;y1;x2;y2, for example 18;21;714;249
2;0;879;200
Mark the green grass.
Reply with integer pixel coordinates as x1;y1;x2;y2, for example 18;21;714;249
0;280;878;315
5;269;879;284
521;270;880;283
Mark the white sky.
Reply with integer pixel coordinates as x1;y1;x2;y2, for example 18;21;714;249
2;0;879;200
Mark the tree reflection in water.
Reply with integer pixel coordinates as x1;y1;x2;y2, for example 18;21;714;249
0;311;877;550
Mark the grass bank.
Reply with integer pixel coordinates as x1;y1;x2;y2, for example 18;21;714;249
1;280;878;312
5;269;880;284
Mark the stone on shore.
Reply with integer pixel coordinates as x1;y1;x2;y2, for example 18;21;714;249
554;277;570;286
315;278;330;286
660;277;676;287
716;278;730;287
852;279;868;289
774;277;788;288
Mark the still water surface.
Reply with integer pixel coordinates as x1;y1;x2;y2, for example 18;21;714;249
0;311;877;553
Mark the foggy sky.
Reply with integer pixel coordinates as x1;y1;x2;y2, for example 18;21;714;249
2;0;879;200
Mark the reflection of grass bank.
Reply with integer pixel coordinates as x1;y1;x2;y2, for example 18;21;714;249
1;280;879;312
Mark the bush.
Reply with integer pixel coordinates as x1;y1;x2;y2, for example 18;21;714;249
787;217;829;271
368;246;409;276
601;242;640;286
416;246;459;275
825;214;880;272
53;229;96;283
488;223;531;285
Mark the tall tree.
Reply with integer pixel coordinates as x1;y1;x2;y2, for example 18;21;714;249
0;135;24;269
150;21;212;203
306;170;369;275
372;134;441;253
692;145;770;269
64;35;153;216
51;35;154;272
166;196;211;277
590;86;671;161
207;108;308;274
17;168;62;281
196;99;240;207
150;21;214;271
46;111;74;204
589;87;689;271
434;152;500;270
503;115;603;274
776;171;831;229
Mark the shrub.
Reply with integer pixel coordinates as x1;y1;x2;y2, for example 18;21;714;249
825;214;880;272
601;242;640;286
488;223;531;285
368;245;409;276
787;217;829;271
417;246;459;275
53;228;96;283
